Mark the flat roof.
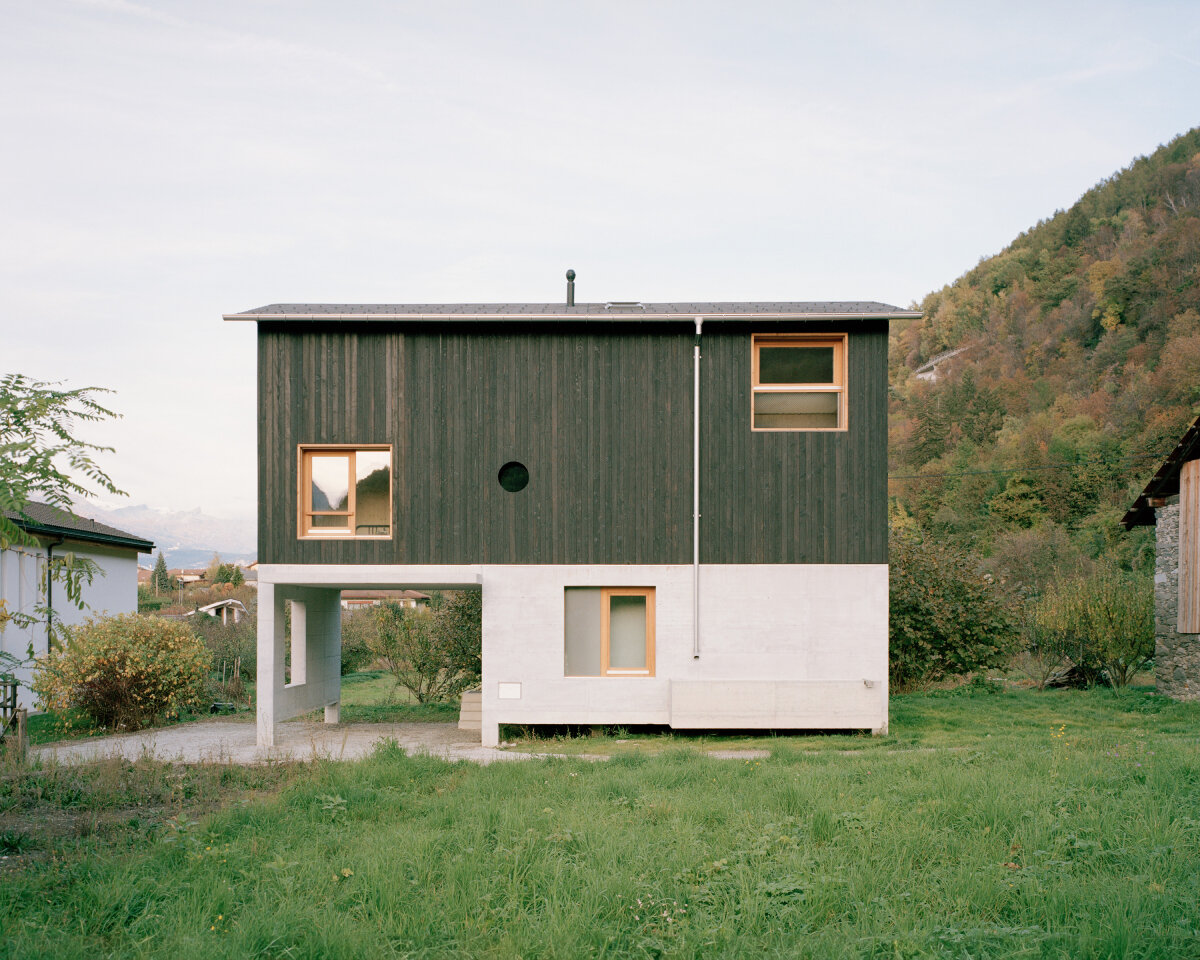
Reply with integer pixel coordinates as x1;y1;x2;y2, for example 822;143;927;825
225;301;920;322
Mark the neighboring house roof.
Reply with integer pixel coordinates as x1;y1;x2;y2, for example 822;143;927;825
6;502;155;553
341;589;431;602
1122;414;1200;528
225;301;920;322
187;599;248;617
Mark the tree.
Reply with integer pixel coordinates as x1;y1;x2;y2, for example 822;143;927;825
367;599;477;703
889;528;1018;691
0;374;124;654
1035;566;1154;688
432;591;482;685
151;551;172;594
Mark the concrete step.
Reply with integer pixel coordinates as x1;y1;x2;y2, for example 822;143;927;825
458;689;482;730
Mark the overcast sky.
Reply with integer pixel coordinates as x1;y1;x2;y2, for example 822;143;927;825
3;0;1199;524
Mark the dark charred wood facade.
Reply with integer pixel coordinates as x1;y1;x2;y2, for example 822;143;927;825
251;311;896;567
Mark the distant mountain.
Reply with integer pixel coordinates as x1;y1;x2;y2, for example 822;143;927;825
77;502;256;568
889;127;1200;574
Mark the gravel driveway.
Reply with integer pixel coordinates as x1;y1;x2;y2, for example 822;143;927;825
32;719;525;766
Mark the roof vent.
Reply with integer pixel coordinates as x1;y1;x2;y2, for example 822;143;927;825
605;301;645;311
566;269;576;307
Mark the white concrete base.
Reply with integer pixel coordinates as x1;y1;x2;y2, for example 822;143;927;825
256;562;889;748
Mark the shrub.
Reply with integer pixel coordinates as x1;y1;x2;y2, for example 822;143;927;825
190;608;256;680
33;613;211;730
432;591;482;686
369;601;474;703
1034;566;1154;687
889;529;1017;691
340;608;379;674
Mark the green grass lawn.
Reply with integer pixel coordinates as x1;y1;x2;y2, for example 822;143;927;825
328;670;460;724
3;686;1199;958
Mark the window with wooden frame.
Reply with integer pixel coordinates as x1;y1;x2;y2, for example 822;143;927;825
751;334;847;431
564;587;655;677
298;445;392;538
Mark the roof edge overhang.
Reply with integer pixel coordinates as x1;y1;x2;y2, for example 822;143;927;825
1122;412;1200;529
14;519;155;554
225;310;922;322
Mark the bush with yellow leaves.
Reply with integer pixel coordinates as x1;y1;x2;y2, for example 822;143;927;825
34;613;211;730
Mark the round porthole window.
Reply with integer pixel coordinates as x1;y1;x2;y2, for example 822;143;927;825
498;461;529;493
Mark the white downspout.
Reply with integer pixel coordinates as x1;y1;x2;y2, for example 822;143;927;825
693;316;703;659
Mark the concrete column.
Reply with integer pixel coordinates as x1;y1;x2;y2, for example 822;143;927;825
479;578;499;746
256;582;279;748
309;588;342;722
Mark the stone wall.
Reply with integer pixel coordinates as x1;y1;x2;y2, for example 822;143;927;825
1154;503;1200;700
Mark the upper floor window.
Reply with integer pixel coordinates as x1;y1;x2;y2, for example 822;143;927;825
299;446;392;538
751;334;847;431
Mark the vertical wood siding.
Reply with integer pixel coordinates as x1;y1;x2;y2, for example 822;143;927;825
258;320;888;566
1179;459;1200;633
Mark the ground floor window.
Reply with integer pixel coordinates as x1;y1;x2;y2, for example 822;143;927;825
564;586;655;677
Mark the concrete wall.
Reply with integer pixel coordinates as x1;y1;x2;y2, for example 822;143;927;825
255;562;889;748
0;540;141;708
255;583;344;747
481;564;889;744
1154;503;1200;699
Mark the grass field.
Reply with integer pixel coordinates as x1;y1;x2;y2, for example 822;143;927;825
2;685;1199;958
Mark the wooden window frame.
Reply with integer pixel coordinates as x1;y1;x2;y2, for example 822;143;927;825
297;444;393;540
564;586;656;678
599;586;656;677
751;333;848;432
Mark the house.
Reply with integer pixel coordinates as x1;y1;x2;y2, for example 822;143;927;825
340;589;431;611
0;503;154;707
1122;413;1200;700
187;598;249;625
226;292;919;747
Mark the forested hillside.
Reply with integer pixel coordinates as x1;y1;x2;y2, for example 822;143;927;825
889;128;1200;594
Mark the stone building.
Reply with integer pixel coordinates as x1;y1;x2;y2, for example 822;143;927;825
1123;414;1200;700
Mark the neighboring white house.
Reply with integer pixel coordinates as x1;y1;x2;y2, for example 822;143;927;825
0;503;154;708
340;589;430;611
186;598;249;625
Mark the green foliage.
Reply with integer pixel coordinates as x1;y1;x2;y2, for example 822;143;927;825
5;690;1200;958
1035;566;1155;687
889;529;1018;690
889;129;1200;572
369;601;459;703
340;608;379;675
363;594;481;701
0;374;124;638
151;551;172;593
431;590;482;684
32;613;211;730
190;603;256;681
136;585;171;613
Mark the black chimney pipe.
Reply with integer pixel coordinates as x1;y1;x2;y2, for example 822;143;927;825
566;269;575;307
